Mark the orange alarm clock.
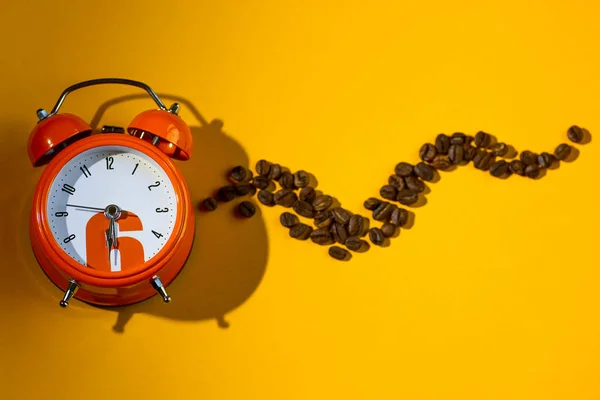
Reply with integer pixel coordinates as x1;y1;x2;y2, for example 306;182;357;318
27;78;195;308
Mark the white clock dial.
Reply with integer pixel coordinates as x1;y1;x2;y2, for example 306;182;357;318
45;145;178;271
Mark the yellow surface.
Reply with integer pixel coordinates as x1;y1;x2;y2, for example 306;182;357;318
1;1;599;399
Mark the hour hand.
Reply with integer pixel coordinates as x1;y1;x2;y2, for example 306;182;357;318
105;218;118;264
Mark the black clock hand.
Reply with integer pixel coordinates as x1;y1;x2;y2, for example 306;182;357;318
66;204;129;213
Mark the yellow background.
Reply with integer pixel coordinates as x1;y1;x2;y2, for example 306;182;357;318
1;1;599;399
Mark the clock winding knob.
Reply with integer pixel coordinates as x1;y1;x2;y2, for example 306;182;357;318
150;275;171;303
59;279;80;308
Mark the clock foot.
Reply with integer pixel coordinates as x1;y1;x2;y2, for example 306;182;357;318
150;275;171;303
59;279;80;308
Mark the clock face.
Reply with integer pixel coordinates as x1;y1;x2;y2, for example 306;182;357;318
45;145;178;272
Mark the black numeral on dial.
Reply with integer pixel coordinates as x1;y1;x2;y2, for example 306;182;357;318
132;163;139;175
55;212;69;217
155;208;169;213
148;181;160;191
63;234;76;243
106;156;114;170
61;184;76;195
80;164;91;178
152;230;163;239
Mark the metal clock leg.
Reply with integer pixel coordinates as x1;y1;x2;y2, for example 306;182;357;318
150;275;171;303
59;279;80;308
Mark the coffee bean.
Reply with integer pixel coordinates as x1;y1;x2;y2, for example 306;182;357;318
395;162;414;177
314;211;333;228
388;174;406;190
235;182;256;196
368;228;386;246
310;227;334;245
268;164;283;181
257;189;275;206
381;223;396;237
464;135;474;145
344;236;365;252
217;186;237;202
404;175;425;193
414;162;435;181
538;152;555;168
431;155;451;170
347;214;364;236
509;160;525;176
419;143;437;162
332;207;352;225
448;144;464;164
380;185;398;201
520;151;538;166
228;165;249;182
280;212;299;228
435;134;451;154
294;170;310;188
279;172;295;189
473;150;495;171
293;200;315;218
492;143;508;157
328;246;351;261
289;223;313;240
390;207;408;227
451;132;466;145
201;197;218;211
237;201;256;218
256;160;271;176
567;125;584;143
363;197;382;211
554;143;572;161
331;223;349;244
299;186;316;202
313;195;333;211
274;189;298;207
252;176;271;190
474;131;491;148
525;164;541;179
396;189;419;206
489;160;509;177
372;202;395;222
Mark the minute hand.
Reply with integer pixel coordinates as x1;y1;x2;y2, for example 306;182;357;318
66;204;129;213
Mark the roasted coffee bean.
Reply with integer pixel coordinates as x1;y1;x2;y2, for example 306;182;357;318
538;152;555;168
567;125;584;143
280;212;299;227
274;189;298;207
474;131;491;148
363;197;382;211
279;172;295;189
256;159;271;176
314;211;333;228
404;175;425;193
332;207;352;225
329;246;351;261
217;186;237;202
201;197;218;211
310;227;334;245
435;134;451;154
448;144;464;164
331;223;349;244
554;143;572;161
451;132;466;145
397;189;419;206
299;186;316;202
492;143;508;157
395;162;414;177
252;176;271;190
525;164;541;179
372;202;395;222
235;182;256;196
419;143;437;162
228;165;249;182
509;160;525;176
293;200;315;218
237;201;256;218
464;135;474;145
344;236;365;252
289;223;313;240
520;151;538;166
473;150;495;171
489;160;509;177
294;170;310;188
313;195;333;211
464;145;477;162
414;162;435;182
431;155;451;170
368;228;386;246
268;164;283;181
347;215;363;236
381;223;396;237
388;174;406;190
257;189;275;206
380;185;398;201
390;207;408;227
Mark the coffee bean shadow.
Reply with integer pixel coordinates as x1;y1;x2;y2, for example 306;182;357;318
504;145;518;159
581;128;592;145
403;211;416;229
563;147;580;163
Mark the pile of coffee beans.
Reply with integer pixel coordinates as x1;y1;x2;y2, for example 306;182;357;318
199;125;589;261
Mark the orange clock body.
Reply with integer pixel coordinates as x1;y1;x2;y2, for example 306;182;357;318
29;133;195;307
